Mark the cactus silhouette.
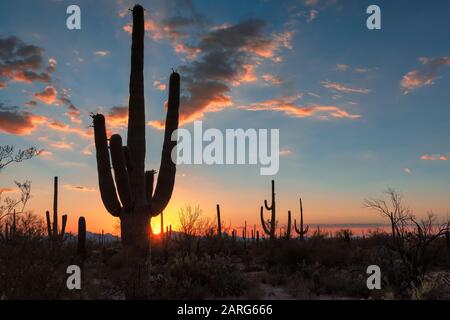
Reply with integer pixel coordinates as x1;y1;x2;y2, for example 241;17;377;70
285;210;292;239
216;204;222;238
260;180;277;240
77;216;86;258
45;176;67;242
294;198;309;240
92;5;180;252
242;220;247;240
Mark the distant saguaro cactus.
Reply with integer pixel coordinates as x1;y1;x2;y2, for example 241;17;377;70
216;204;222;238
77;216;86;258
45;176;67;242
260;180;276;240
92;5;180;253
294;198;309;240
285;210;292;239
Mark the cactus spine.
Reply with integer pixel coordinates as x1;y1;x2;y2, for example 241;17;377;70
294;198;309;240
77;216;86;258
92;5;180;253
216;204;222;238
45;176;67;241
260;180;276;240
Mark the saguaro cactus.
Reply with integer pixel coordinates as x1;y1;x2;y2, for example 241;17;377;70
294;198;309;240
46;176;67;241
77;216;86;258
285;210;292;239
260;180;276;240
92;5;180;253
216;204;222;238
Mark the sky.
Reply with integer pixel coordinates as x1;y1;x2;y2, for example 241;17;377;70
1;0;450;235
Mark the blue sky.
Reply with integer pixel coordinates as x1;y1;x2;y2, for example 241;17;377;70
1;0;450;233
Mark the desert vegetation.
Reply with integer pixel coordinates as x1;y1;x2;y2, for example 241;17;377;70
1;5;449;301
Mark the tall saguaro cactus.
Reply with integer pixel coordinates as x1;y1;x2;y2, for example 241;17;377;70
92;5;180;253
260;180;276;240
294;198;309;240
46;176;67;242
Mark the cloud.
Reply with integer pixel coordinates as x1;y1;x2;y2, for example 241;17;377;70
49;140;73;150
0;187;15;193
321;81;371;94
0;36;54;88
94;50;111;57
279;148;293;156
262;73;282;85
153;80;166;91
307;10;318;22
34;85;57;104
122;6;294;127
47;119;92;139
107;106;128;128
238;95;361;120
336;64;349;72
420;154;449;161
0;103;46;135
401;57;450;93
58;89;81;124
63;184;96;192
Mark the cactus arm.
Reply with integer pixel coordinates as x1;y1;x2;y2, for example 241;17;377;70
304;225;309;234
127;4;146;208
110;134;132;210
45;210;52;239
151;72;180;216
93;114;122;217
60;214;67;239
145;170;155;203
260;206;271;235
294;219;300;234
264;199;272;211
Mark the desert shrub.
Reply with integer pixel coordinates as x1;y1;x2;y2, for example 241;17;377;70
146;253;249;299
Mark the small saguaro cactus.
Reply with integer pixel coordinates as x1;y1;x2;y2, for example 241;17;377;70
242;221;247;240
77;216;86;258
256;230;260;242
260;180;277;240
45;176;67;242
294;198;309;240
216;204;222;238
285;210;292;239
92;5;180;253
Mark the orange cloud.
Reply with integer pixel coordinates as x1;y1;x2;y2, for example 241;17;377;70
107;106;128;128
34;86;57;104
47;120;92;138
401;57;450;93
420;154;449;161
321;81;371;94
239;95;361;120
0;103;47;135
153;80;166;91
49;141;73;150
